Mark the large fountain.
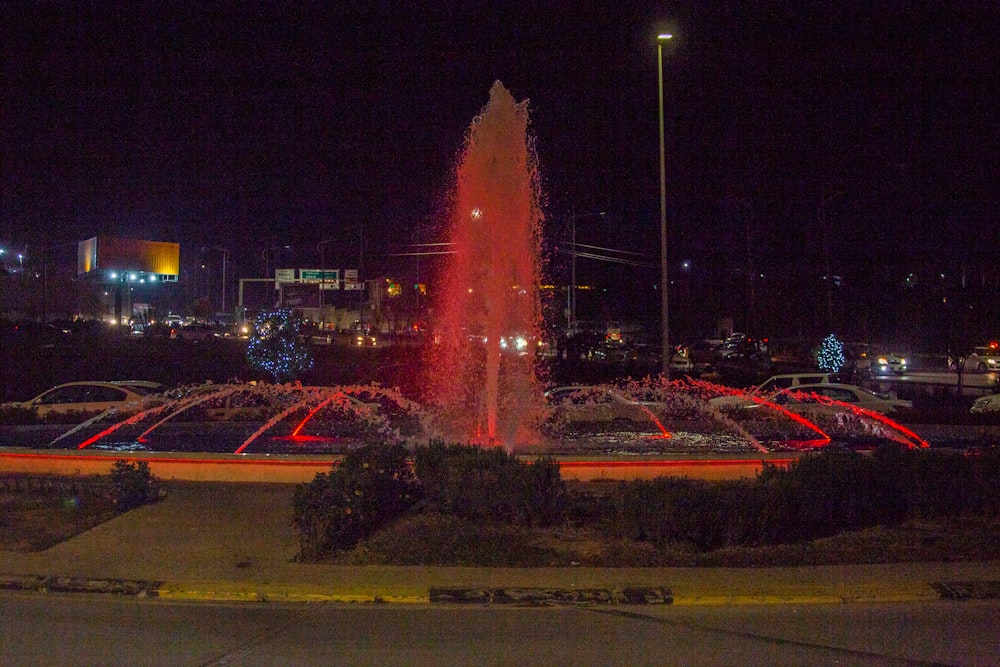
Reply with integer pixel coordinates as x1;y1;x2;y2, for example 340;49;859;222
0;84;952;462
423;82;544;448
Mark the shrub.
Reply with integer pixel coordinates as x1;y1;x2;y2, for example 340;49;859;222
606;445;1000;554
0;405;39;425
292;443;418;560
412;440;567;527
109;460;157;512
613;477;730;551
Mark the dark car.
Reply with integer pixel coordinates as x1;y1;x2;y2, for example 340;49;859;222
680;339;723;372
715;338;774;385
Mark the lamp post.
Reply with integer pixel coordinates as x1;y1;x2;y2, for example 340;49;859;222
657;33;672;378
316;239;338;309
215;247;229;316
203;247;229;316
565;211;607;335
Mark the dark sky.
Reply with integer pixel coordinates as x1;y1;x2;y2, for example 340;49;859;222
3;2;998;331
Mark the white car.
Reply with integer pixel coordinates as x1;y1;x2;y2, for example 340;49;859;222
759;383;911;416
963;344;1000;373
712;382;911;416
970;394;1000;414
2;381;163;418
707;373;835;410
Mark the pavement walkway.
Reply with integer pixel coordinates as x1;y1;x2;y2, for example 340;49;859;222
2;481;999;605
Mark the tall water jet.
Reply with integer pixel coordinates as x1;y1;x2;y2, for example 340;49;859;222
426;82;544;447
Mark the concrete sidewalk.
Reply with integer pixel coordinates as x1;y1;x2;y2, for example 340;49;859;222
2;481;999;605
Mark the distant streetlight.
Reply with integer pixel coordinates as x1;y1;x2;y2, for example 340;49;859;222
316;239;338;309
566;211;607;334
214;247;229;315
260;245;291;288
657;32;673;378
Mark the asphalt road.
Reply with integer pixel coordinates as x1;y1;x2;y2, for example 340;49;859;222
3;592;997;666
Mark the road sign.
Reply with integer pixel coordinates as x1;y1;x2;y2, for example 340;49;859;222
343;268;361;290
299;269;340;283
274;268;295;290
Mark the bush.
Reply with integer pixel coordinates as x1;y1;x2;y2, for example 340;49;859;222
109;460;157;512
605;445;1000;553
292;443;418;560
412;440;567;527
0;405;39;425
290;441;1000;562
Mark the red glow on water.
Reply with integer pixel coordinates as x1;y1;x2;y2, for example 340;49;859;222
75;404;168;450
687;379;831;446
746;395;832;445
794;391;930;449
780;438;835;450
425;82;543;446
637;405;672;439
289;393;343;437
270;434;340;444
76;424;121;450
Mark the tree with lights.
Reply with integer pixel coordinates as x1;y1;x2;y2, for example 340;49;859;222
247;309;314;383
817;333;845;373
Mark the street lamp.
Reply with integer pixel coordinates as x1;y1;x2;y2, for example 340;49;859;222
657;32;672;378
215;247;229;316
565;211;607;335
316;239;338;309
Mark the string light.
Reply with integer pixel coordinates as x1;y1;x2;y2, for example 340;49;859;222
817;333;845;373
246;309;314;382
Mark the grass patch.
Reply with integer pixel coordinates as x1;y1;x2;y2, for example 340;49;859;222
1;467;158;552
0;483;118;552
338;514;1000;568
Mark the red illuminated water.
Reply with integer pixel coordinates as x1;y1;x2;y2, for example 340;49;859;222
787;389;929;449
425;82;544;448
685;377;927;450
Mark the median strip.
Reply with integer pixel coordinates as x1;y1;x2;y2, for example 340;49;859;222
429;587;672;605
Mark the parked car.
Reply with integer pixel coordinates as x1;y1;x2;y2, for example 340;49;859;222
708;373;836;410
1;381;164;419
544;385;665;424
683;339;723;371
660;345;694;373
740;383;912;416
963;343;1000;373
172;323;223;342
970;394;1000;414
713;337;773;385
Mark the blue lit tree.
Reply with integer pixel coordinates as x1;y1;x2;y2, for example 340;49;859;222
817;334;845;373
247;310;313;383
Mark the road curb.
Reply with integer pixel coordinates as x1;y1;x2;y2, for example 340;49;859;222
152;586;430;604
429;587;672;605
0;574;164;597
670;592;940;606
4;574;998;606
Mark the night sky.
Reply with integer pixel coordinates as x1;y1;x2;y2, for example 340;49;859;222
3;2;998;343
